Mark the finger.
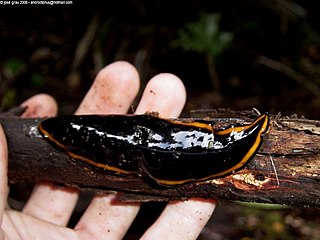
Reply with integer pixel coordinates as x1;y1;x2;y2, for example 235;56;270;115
75;195;140;240
22;94;78;226
23;61;140;227
139;76;217;240
21;93;58;117
135;73;186;116
141;199;217;240
76;61;140;114
75;73;186;239
0;125;8;225
23;183;79;226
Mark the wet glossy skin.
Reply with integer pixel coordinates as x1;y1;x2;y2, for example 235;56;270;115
39;114;269;186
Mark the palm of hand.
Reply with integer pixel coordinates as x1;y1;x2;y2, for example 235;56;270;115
0;61;216;240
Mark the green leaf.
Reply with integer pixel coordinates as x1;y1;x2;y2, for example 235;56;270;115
172;13;233;57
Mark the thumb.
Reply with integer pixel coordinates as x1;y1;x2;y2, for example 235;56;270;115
0;124;8;225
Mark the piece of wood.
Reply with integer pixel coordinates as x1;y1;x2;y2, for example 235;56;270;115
0;111;319;207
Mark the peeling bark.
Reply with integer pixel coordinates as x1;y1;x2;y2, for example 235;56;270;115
1;110;319;207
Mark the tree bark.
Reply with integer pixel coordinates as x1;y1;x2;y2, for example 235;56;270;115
0;110;319;207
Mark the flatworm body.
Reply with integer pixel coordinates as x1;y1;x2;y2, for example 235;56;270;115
39;113;269;186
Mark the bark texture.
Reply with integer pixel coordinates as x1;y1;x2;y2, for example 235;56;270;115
1;110;319;207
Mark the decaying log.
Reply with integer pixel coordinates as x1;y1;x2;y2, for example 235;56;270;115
0;110;319;207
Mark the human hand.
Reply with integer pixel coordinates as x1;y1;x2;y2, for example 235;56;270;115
0;61;216;239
